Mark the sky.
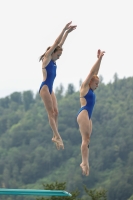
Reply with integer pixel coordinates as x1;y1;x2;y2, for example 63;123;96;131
0;0;133;98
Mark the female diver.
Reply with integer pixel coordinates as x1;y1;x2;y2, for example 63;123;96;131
77;49;105;176
39;21;77;150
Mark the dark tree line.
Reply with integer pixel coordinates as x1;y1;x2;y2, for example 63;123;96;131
0;76;133;200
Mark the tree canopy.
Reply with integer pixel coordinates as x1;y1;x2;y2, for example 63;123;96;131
0;76;133;200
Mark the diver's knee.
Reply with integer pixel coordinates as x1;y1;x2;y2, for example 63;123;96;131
82;139;90;147
47;109;55;119
54;109;58;117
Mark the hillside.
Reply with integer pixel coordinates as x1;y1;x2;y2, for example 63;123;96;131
0;76;133;200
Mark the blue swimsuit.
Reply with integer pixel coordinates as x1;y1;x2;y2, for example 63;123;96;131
77;89;95;119
39;60;57;94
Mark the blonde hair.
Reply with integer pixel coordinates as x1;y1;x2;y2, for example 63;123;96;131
91;75;99;81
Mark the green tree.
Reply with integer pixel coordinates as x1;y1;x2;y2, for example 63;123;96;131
55;84;64;100
83;186;107;200
0;96;10;108
65;83;75;96
128;195;133;200
36;182;80;200
10;92;22;104
0;76;133;199
23;90;34;111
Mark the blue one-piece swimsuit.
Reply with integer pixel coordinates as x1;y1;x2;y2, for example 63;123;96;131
77;89;95;119
39;60;57;94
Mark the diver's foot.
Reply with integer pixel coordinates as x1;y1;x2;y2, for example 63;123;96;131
80;163;89;176
52;137;64;150
97;49;101;58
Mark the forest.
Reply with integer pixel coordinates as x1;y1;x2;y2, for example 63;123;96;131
0;74;133;200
